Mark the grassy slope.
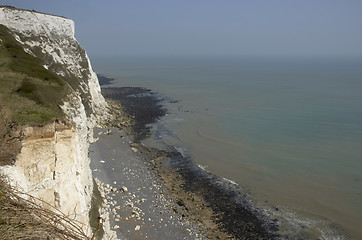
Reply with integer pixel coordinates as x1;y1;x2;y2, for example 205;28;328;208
0;24;94;239
0;24;69;125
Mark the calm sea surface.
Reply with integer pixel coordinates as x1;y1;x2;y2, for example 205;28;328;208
93;56;362;239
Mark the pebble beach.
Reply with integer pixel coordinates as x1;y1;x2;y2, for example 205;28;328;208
89;84;279;239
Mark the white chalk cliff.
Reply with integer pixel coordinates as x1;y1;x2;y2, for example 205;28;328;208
0;6;108;237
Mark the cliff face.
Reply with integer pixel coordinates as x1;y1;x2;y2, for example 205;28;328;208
0;7;106;122
0;6;107;235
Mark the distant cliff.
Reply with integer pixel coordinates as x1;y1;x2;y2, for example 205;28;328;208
0;6;109;238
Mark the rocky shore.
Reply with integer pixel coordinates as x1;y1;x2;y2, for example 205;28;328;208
92;85;279;239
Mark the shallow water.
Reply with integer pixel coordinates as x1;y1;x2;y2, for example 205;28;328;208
93;56;362;239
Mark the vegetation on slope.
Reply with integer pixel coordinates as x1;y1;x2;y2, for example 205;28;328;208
0;24;97;239
0;24;71;165
0;24;68;126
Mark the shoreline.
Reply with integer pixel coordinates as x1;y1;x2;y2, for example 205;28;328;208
90;127;204;239
93;85;279;239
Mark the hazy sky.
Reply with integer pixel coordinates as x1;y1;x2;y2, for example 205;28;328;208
1;0;362;58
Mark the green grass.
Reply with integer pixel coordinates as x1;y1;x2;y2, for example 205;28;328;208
0;24;69;125
0;25;63;85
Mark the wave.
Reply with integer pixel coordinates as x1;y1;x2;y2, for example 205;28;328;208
174;147;187;158
222;177;238;186
197;164;208;171
126;92;153;97
266;207;348;240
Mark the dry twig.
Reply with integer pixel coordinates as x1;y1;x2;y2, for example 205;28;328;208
0;176;97;239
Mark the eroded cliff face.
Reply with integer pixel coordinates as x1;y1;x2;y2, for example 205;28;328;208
1;121;93;226
0;6;108;236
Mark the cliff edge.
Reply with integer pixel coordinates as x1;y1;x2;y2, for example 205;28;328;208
0;6;109;238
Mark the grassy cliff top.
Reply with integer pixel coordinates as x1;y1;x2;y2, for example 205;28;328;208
0;24;69;126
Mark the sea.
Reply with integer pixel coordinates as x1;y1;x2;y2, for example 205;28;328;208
92;56;362;239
